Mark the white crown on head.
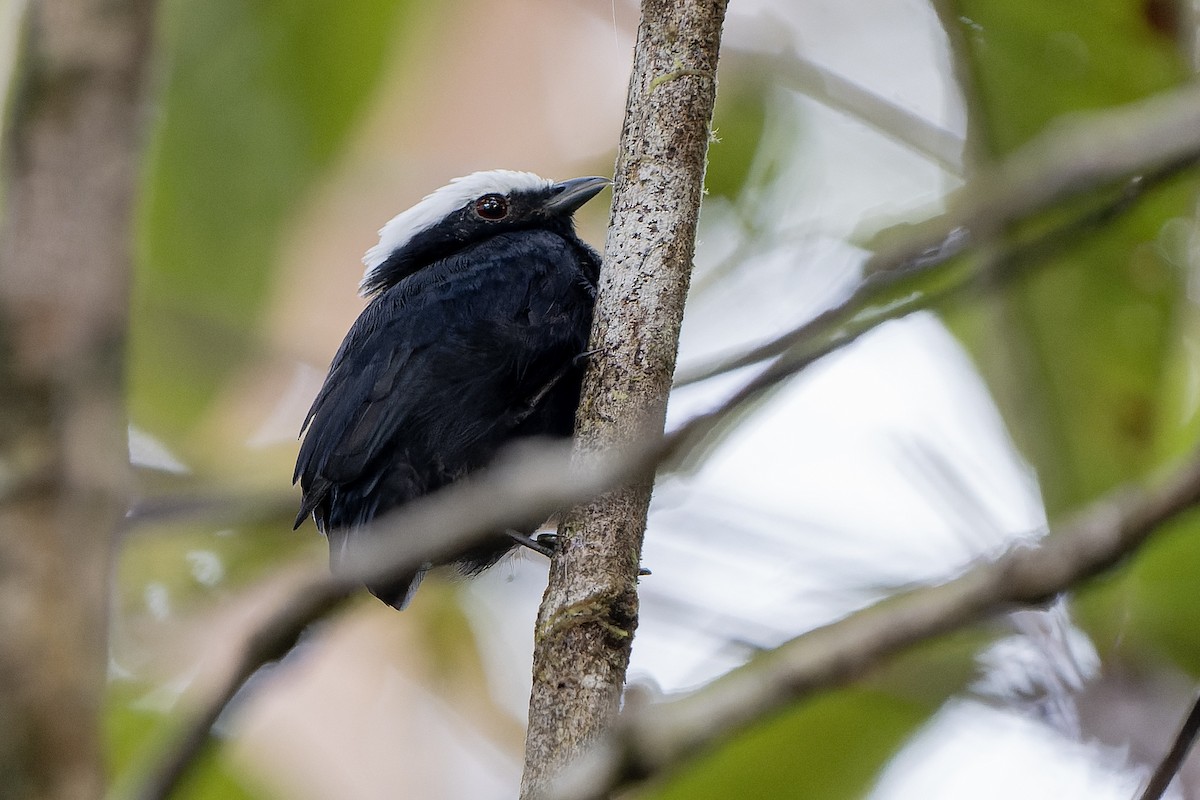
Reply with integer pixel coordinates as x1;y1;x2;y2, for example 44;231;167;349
360;170;553;294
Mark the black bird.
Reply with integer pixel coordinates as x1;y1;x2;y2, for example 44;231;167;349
294;170;607;608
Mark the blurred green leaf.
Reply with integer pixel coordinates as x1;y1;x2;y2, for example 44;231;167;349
107;514;320;797
706;80;770;200
643;690;928;800
115;515;319;618
130;0;424;437
107;682;264;800
1130;507;1200;673
943;0;1194;513
1070;507;1200;676
954;0;1185;155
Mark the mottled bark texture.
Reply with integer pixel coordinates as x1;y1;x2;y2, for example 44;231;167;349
0;1;153;798
520;0;728;795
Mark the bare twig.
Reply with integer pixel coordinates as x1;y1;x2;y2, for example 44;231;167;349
668;162;1178;467
132;579;356;800
124;491;297;529
676;81;1200;387
547;452;1200;800
1137;691;1200;800
726;47;965;173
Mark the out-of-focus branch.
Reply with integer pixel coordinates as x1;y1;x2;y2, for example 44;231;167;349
676;81;1200;387
131;441;645;800
546;451;1200;800
124;490;298;530
134;445;615;800
0;1;155;798
725;47;965;173
132;576;355;800
669;162;1173;467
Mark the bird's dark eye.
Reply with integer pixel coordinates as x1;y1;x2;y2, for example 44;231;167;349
474;194;509;220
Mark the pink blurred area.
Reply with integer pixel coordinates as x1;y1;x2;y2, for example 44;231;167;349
269;0;630;363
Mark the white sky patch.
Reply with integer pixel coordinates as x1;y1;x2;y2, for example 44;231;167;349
462;313;1054;705
360;169;552;293
143;581;172;621
625;314;1049;691
185;550;226;588
128;424;190;474
870;700;1166;800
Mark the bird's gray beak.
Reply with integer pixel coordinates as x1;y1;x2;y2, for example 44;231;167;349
542;176;610;216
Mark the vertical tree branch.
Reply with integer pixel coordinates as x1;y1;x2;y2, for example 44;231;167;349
520;0;727;794
0;1;154;797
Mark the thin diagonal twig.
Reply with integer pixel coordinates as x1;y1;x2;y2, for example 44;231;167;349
1137;691;1200;800
677;81;1200;388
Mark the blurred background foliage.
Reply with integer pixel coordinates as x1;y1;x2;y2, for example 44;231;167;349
57;0;1200;796
131;0;417;437
945;0;1200;733
947;0;1194;513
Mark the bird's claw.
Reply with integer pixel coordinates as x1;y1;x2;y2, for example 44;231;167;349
506;529;556;558
573;347;603;367
507;530;650;576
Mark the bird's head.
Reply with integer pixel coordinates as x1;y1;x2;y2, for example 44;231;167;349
359;170;609;297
